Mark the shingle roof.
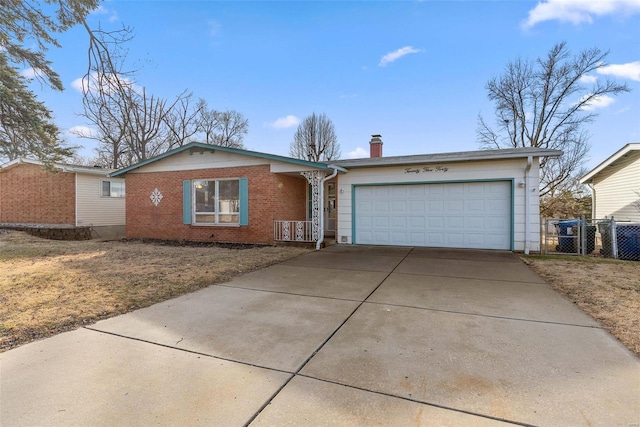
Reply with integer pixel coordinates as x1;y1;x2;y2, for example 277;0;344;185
331;147;563;168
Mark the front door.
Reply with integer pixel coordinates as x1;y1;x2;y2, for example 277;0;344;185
325;182;336;237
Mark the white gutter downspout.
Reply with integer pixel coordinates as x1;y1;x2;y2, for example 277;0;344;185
586;182;596;220
524;155;532;255
316;165;339;250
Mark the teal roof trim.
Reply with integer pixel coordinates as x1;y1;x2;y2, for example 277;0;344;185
109;142;332;177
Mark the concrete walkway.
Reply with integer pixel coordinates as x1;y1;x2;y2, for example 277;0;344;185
2;246;639;426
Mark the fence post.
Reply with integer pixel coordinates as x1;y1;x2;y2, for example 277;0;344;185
542;217;547;255
580;215;586;256
611;216;618;259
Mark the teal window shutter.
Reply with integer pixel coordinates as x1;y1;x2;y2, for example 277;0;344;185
183;180;192;224
239;177;248;226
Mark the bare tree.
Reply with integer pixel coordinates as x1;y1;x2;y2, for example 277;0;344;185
164;93;203;149
289;113;340;161
208;110;248;148
125;87;184;162
78;26;188;168
477;42;630;200
195;100;248;148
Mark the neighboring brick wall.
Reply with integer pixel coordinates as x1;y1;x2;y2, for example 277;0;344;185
0;163;76;225
125;165;308;244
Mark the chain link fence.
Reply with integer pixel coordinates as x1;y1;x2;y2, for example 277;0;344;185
541;217;640;261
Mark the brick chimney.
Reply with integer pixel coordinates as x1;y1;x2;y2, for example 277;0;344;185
370;134;383;158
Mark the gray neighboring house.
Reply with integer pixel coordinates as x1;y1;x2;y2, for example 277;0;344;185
580;143;640;222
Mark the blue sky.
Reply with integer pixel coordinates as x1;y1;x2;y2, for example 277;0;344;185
26;0;640;170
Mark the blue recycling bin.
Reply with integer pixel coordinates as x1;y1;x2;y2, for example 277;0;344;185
555;220;579;253
616;224;640;261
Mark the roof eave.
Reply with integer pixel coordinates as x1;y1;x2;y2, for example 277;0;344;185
109;142;332;177
579;143;640;184
0;158;113;175
334;149;563;168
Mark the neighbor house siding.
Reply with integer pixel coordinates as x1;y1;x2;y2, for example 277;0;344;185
592;152;640;222
75;173;126;226
0;163;75;225
125;165;308;244
335;158;540;252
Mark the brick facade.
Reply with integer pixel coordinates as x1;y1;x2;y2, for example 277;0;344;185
0;163;76;225
125;165;308;244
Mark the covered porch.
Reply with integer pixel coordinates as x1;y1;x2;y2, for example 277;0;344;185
273;168;342;247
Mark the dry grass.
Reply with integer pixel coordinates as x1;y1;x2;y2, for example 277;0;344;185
0;231;311;351
522;255;640;357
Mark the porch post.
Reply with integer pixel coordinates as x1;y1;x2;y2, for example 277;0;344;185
301;170;325;242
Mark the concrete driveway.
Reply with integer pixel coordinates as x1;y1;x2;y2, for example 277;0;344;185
2;246;639;426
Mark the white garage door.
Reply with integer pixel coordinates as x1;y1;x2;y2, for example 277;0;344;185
354;181;511;250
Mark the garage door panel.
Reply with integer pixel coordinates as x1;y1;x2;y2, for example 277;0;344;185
409;232;426;245
427;233;445;245
427;200;444;212
357;200;373;213
447;201;464;215
391;232;408;245
408;186;426;197
447;233;465;246
447;216;465;228
465;234;485;246
446;184;464;196
374;217;389;227
374;201;389;212
486;216;507;229
373;231;390;244
466;199;487;212
391;200;407;212
355;181;511;250
358;216;373;228
427;217;444;228
409;200;425;212
391;217;407;228
493;204;510;214
409;216;426;228
466;216;486;228
390;186;408;197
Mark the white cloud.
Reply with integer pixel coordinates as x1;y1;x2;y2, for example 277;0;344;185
21;68;44;79
71;76;84;92
208;20;221;36
71;73;139;94
91;5;119;22
597;61;640;81
523;0;640;28
379;46;422;67
270;115;300;129
68;126;98;139
579;74;598;84
579;94;615;111
345;147;369;159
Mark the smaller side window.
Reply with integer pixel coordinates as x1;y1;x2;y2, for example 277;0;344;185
101;180;125;198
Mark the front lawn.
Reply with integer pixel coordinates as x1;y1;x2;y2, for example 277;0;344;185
522;255;640;357
0;231;311;351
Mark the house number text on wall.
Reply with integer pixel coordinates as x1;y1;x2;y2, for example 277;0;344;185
404;166;450;174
